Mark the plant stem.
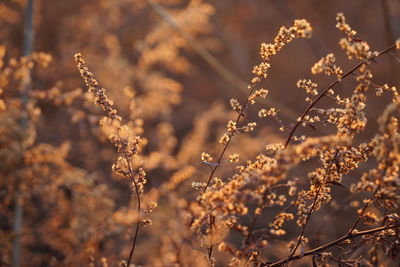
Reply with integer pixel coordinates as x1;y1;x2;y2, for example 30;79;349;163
203;83;256;192
284;43;397;148
202;83;256;262
286;149;339;265
124;151;141;267
266;224;397;267
347;185;380;235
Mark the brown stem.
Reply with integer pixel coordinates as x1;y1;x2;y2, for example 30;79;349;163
347;184;381;235
288;184;322;262
245;203;294;264
243;186;287;248
202;83;256;263
327;256;356;267
266;224;397;267
203;83;257;192
284;43;397;148
124;151;141;267
202;83;256;262
286;149;340;264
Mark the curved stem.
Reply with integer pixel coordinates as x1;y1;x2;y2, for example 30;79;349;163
127;189;141;266
266;224;397;267
124;151;141;267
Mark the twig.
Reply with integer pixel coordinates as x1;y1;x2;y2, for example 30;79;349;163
288;184;322;262
203;82;256;262
265;224;397;267
124;151;141;267
325;255;353;267
203;83;256;192
286;149;340;264
346;184;381;236
244;203;293;264
284;43;397;148
243;185;291;249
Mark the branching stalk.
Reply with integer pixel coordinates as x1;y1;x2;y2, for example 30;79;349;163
286;149;340;264
284;44;397;148
266;224;397;267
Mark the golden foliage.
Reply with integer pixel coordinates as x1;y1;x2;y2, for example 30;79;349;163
1;2;400;267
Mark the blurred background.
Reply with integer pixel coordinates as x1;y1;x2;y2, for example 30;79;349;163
1;0;399;266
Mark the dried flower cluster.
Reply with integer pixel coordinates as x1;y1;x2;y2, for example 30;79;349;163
311;53;343;79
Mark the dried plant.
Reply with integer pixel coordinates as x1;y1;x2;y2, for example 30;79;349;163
1;2;400;267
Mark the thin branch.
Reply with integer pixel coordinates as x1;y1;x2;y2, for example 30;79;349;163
244;203;294;264
203;83;256;192
347;184;380;235
286;149;340;263
284;43;397;148
124;151;141;267
288;184;322;261
265;224;397;267
243;185;291;249
326;256;354;267
203;83;256;262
